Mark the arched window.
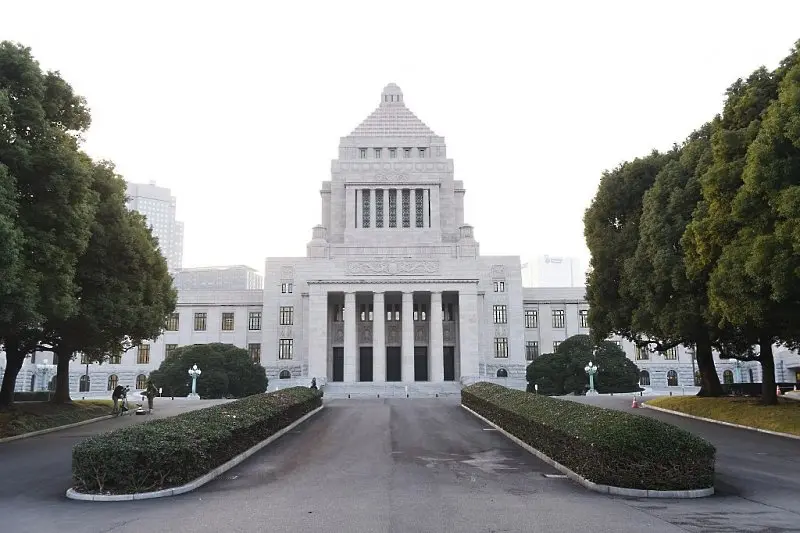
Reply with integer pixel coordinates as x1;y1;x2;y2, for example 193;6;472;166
722;370;734;385
666;370;679;387
748;368;755;383
30;374;36;392
79;375;90;392
279;370;291;379
496;368;508;378
136;374;147;389
107;374;119;391
694;371;702;386
639;370;650;386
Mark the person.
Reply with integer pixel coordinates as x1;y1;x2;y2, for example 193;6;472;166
145;380;158;413
310;378;318;390
111;384;126;414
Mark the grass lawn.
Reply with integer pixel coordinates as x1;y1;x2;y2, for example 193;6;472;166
0;400;113;438
647;396;800;437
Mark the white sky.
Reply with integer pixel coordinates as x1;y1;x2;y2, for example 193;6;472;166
3;1;800;276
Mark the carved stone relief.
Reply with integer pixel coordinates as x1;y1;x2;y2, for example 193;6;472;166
346;260;439;276
359;325;373;344
387;323;401;344
414;324;427;343
494;325;509;337
332;323;344;344
374;173;409;183
279;326;292;337
491;264;506;278
443;323;456;343
281;266;295;279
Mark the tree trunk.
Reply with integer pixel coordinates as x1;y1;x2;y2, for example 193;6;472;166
759;339;778;405
51;346;73;404
695;336;724;397
0;336;25;408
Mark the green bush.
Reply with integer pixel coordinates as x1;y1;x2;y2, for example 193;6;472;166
71;387;321;494
462;382;715;491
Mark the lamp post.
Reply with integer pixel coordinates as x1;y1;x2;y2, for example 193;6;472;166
585;361;599;395
187;364;202;400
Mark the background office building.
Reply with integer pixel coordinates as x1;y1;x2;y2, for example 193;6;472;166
125;181;185;272
521;255;583;288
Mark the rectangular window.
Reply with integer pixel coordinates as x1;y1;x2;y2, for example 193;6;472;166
401;189;410;228
636;346;649;360
375;189;384;228
281;282;293;294
413;304;428;322
494;337;509;358
165;312;179;331
552;309;565;328
663;347;678;360
442;303;455;322
403;147;412;158
359;304;373;322
137;344;150;364
333;304;344;322
374;148;382;159
279;306;294;325
362;188;371;228
248;311;262;331
359;148;367;159
418;148;426;158
165;344;178;359
493;281;505;292
194;312;207;331
249;343;261;364
493;305;507;324
525;341;539;361
524;309;538;328
388;189;397;228
109;354;121;364
278;339;293;360
385;304;401;322
415;188;424;228
221;312;235;331
579;309;589;329
389;148;397;159
553;341;562;352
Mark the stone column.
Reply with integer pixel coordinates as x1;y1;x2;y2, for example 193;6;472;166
401;291;415;381
373;292;386;383
383;188;389;228
308;286;328;383
430;186;440;231
345;187;355;230
423;189;430;228
459;289;480;381
410;188;417;228
368;189;375;229
344;291;357;383
355;189;361;228
430;291;444;382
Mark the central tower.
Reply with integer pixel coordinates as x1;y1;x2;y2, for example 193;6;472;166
307;83;477;258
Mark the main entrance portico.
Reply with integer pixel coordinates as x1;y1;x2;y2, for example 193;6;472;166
308;283;479;385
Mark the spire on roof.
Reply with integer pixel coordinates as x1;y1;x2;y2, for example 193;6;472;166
348;83;437;137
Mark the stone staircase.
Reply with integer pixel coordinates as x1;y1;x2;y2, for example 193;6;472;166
320;381;463;399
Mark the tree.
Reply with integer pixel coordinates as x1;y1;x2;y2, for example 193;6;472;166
584;151;676;347
0;41;96;407
40;162;177;403
623;126;727;396
0;165;23;327
526;335;640;395
704;44;800;404
149;344;267;399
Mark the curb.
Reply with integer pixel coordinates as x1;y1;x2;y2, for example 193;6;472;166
66;405;325;501
642;403;800;441
461;405;714;499
0;414;115;444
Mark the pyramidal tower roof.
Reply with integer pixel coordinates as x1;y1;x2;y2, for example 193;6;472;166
348;83;437;137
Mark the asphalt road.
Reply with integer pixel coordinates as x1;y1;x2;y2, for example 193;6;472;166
568;395;800;532
1;397;798;532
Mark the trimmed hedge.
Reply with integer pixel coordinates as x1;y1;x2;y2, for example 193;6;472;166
462;382;715;491
72;387;322;494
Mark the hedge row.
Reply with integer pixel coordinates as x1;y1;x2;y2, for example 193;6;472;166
462;382;715;491
72;387;322;494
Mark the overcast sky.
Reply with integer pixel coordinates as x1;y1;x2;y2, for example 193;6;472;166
3;1;800;275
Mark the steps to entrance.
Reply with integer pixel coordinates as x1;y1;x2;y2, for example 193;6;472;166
320;382;463;399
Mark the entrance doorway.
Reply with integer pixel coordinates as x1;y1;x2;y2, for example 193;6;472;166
414;346;429;381
443;346;455;381
332;347;344;382
359;347;373;382
386;347;402;381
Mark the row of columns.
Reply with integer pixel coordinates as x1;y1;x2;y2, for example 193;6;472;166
308;287;479;384
353;188;434;229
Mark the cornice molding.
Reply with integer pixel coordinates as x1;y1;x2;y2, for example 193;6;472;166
307;278;480;285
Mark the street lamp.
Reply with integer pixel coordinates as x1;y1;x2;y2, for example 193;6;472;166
585;361;599;395
187;364;202;400
36;358;56;394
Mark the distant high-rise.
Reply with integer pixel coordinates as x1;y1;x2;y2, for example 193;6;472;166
172;265;264;291
522;255;583;287
125;181;184;272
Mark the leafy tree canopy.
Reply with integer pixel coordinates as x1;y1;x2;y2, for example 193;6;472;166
149;344;268;399
526;335;641;395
